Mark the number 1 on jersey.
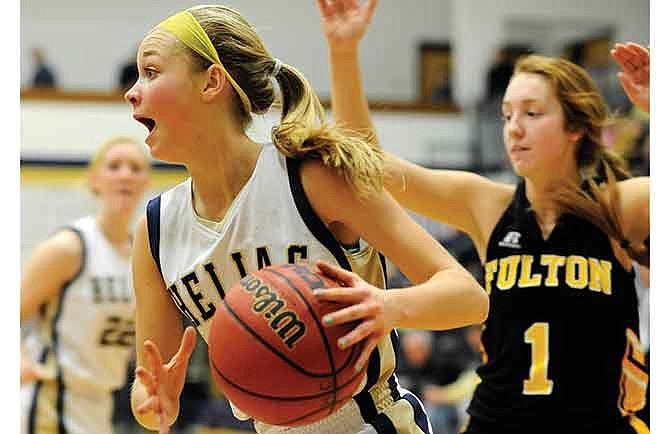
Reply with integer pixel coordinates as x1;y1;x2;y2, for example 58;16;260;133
523;322;553;395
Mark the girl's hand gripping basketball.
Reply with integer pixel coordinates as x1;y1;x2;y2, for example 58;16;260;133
317;0;378;53
135;327;197;434
313;260;396;373
611;42;650;113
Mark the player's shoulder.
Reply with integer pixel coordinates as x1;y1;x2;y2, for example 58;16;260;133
44;227;84;259
476;179;517;240
616;176;649;246
486;178;516;204
298;158;354;198
164;177;191;198
617;176;649;203
26;227;84;282
299;158;339;179
460;173;516;221
148;178;192;220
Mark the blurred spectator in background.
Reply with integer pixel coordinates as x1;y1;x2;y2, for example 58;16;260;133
431;67;453;104
30;46;58;88
565;37;631;113
485;45;532;103
443;230;483;282
396;330;451;433
118;53;139;92
388;223;485;434
397;330;440;394
418;42;454;105
603;106;649;177
423;325;483;434
475;44;532;172
578;37;650;181
485;48;515;102
397;327;481;434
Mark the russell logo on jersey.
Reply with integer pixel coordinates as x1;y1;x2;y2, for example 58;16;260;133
498;231;522;249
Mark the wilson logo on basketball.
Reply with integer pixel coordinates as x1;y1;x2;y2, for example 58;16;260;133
239;275;306;349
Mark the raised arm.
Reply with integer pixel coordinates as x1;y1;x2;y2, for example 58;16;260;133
317;0;512;257
317;0;378;138
611;42;650;113
130;215;196;434
610;42;650;264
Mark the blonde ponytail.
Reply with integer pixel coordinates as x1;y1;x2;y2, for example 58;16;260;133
185;5;383;197
272;63;384;198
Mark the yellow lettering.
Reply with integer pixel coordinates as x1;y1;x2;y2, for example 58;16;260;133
484;260;498;294
566;256;588;289
540;255;565;286
518;255;542;287
497;255;520;290
588;258;612;295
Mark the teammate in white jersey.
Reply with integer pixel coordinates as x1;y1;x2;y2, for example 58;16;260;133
20;137;150;434
124;5;489;434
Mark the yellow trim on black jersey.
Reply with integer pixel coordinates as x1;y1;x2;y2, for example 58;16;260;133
629;415;650;434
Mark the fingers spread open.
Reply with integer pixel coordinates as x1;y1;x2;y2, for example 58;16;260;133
158;408;170;434
612;43;649;74
627;43;650;61
612;49;636;72
135;366;158;396
143;340;165;374
363;0;377;22
618;71;645;99
331;0;347;15
167;327;197;371
135;395;158;415
344;0;358;12
316;0;332;17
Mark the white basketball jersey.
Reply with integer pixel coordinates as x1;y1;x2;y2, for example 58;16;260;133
147;144;431;434
22;216;135;434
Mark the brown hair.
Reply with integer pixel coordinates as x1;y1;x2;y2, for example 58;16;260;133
185;5;383;197
513;55;645;262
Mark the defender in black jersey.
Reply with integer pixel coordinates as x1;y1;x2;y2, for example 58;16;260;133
464;180;647;434
322;6;650;432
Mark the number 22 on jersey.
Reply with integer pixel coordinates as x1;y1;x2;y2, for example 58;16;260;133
523;322;553;395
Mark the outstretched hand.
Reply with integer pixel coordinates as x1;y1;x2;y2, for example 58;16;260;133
317;0;378;52
313;260;395;373
611;42;650;113
134;327;197;434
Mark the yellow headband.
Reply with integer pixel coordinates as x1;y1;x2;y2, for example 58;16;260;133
157;10;253;113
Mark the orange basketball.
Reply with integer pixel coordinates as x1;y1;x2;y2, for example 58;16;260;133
208;262;366;427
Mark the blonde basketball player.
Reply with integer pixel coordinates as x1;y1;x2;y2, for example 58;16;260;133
124;4;489;434
20;137;151;434
319;1;649;432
